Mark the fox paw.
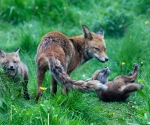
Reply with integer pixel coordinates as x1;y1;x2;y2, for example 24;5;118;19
133;63;138;71
128;63;138;76
140;85;144;90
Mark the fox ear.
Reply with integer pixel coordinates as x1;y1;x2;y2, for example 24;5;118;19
15;47;20;55
0;50;5;58
82;25;93;40
97;29;104;36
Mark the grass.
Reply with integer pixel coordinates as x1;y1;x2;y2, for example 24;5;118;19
0;0;150;124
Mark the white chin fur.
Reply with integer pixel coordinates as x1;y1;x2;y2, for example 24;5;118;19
94;54;105;62
99;84;108;91
94;81;108;91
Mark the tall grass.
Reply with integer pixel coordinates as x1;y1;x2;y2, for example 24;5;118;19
0;0;150;125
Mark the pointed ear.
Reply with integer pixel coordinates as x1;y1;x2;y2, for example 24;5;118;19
15;47;20;55
82;25;93;40
0;49;5;58
97;28;104;36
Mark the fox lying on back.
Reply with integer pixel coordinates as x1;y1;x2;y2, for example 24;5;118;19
0;48;30;100
87;64;143;102
35;25;108;101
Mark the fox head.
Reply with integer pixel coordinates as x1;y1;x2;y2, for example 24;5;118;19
0;48;20;76
82;25;108;62
92;67;110;84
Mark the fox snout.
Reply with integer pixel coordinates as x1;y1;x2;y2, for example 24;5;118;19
102;67;110;77
3;65;13;70
100;57;109;62
8;65;16;70
105;58;109;62
103;67;110;73
96;67;110;84
94;54;109;63
3;61;17;70
2;61;18;76
99;56;109;62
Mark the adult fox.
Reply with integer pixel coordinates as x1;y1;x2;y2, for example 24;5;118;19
35;25;108;101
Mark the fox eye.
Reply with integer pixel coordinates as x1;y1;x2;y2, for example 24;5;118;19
13;61;17;63
94;47;100;51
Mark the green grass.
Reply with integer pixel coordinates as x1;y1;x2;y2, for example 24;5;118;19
0;0;150;124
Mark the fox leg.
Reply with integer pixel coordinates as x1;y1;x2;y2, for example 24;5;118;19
128;63;138;76
51;76;58;94
60;76;69;95
62;84;69;95
120;83;143;95
120;74;138;83
50;57;68;95
119;64;139;83
23;75;30;100
61;72;70;95
125;63;139;82
59;60;68;95
35;67;46;102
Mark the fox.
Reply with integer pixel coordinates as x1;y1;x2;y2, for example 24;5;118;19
35;25;108;101
0;48;30;100
87;64;143;102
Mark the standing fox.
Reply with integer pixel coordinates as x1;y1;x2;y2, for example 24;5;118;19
35;25;108;101
87;64;143;102
0;48;30;100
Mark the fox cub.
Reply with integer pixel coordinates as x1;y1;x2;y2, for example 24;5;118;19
87;64;143;102
0;48;30;100
35;25;108;101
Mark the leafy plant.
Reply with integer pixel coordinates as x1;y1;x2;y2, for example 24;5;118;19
92;9;132;38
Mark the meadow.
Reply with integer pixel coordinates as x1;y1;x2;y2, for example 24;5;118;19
0;0;150;124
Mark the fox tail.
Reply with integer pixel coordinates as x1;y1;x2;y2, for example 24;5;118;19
49;57;107;92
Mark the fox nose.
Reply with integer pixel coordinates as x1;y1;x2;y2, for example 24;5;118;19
105;58;109;61
10;66;14;69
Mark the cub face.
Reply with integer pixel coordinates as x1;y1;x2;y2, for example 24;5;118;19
0;49;20;76
92;67;110;84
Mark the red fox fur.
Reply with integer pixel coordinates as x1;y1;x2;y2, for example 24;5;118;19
35;25;108;101
49;57;108;92
0;48;30;100
87;64;143;102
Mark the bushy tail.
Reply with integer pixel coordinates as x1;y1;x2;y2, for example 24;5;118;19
49;57;107;92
